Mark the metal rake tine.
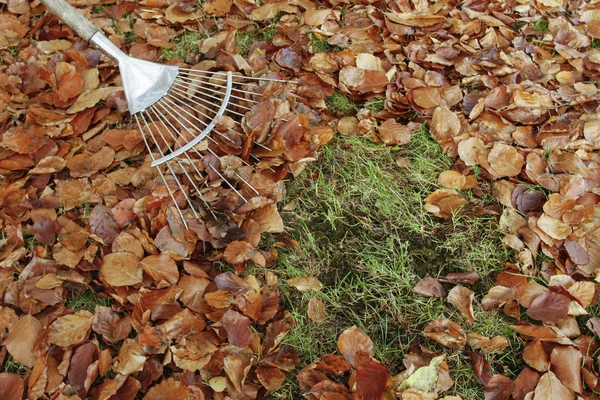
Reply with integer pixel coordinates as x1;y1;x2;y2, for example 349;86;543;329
161;91;271;158
150;102;256;202
149;104;260;197
179;68;292;83
158;93;236;145
140;111;201;220
174;76;261;105
173;77;260;107
146;106;218;219
134;114;191;228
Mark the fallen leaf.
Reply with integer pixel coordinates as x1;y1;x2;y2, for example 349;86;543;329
337;326;374;367
357;361;390;400
526;292;570;324
423;319;467;349
447;285;475;322
287;276;323;292
413;277;446;298
550;345;582;393
221;310;253;348
307;297;327;322
100;252;142;287
48;311;94;347
4;314;43;368
533;371;574;400
0;373;24;400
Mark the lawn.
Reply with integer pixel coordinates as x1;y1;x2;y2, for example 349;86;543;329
261;130;522;399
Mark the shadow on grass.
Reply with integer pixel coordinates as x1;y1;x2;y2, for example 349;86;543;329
258;128;523;399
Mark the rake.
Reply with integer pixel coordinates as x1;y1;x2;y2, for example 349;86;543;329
40;0;291;228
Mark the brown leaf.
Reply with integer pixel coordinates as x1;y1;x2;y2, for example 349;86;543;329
250;204;284;233
56;63;83;102
115;339;147;375
204;290;233;309
0;125;49;155
143;378;191;400
430;105;460;146
0;373;24;400
467;351;492;386
337;326;374;368
287;276;323;292
484;374;514;400
100;252;142;287
223;241;256;264
513;367;541;400
534;371;574;400
445;271;480;284
92;305;132;343
356;361;390;400
412;277;446;298
307;297;327;322
89;204;120;245
4;314;43;368
487;143;525;178
447;284;475;322
523;339;549;372
33;216;57;245
526;292;570;324
424;189;469;218
412;87;442;108
481;286;517;311
378;119;414;145
221;310;253;348
48;311;94;347
140;254;179;285
423;319;467;349
550;345;582;393
438;170;467;190
257;365;286;393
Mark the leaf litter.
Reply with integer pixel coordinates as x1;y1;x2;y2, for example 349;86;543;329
1;0;600;398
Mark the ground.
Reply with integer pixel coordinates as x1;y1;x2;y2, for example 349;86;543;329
260;130;521;399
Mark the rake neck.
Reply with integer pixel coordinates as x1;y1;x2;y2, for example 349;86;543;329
89;33;129;64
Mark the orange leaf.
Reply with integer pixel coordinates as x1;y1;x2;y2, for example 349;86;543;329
48;311;94;347
337;326;374;368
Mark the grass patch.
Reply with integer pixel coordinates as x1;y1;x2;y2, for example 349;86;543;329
91;5;106;14
311;33;332;53
66;288;112;313
511;20;526;31
1;355;28;374
532;18;549;32
261;130;515;399
593;38;600;49
160;30;206;61
326;92;357;116
364;98;386;112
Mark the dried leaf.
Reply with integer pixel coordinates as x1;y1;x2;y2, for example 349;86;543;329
4;314;43;368
447;285;475;322
287;276;323;292
423;319;467;349
337;326;374;367
412;277;446;298
48;311;94;347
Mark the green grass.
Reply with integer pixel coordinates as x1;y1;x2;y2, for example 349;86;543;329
311;33;332;53
364;98;386;112
532;18;549;32
1;355;28;374
259;129;516;399
593;38;600;49
160;30;206;61
326;92;357;116
66;288;112;313
91;5;106;14
511;21;526;31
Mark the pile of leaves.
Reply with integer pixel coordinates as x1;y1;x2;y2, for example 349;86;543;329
298;326;458;400
0;0;333;398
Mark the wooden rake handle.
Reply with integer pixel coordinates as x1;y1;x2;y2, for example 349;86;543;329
40;0;99;42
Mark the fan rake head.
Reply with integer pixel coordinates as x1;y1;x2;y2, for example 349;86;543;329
89;34;293;228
